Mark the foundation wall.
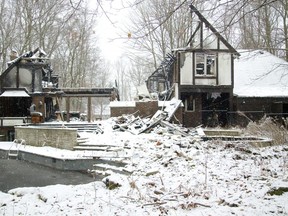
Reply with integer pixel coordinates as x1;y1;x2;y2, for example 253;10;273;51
15;126;77;150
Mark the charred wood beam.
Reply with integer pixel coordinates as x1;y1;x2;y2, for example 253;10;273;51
189;4;240;56
60;88;118;97
61;94;113;97
186;21;201;46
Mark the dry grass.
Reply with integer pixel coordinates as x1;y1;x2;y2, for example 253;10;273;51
244;116;288;145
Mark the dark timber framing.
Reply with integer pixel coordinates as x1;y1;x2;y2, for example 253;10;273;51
60;87;118;122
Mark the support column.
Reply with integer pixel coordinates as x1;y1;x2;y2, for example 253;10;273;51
88;97;92;122
66;97;70;122
228;91;234;126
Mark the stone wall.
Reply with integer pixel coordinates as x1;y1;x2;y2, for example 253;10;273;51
15;126;77;150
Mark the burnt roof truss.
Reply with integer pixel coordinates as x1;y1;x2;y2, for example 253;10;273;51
146;53;176;100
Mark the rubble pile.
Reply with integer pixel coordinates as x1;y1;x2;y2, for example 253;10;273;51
1;114;288;215
111;112;193;136
83;122;288;215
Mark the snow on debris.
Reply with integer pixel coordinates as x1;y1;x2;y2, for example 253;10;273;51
0;118;288;215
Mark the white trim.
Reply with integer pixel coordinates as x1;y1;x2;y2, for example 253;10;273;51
195;53;216;76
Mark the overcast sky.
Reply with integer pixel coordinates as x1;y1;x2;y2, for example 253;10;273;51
94;0;132;62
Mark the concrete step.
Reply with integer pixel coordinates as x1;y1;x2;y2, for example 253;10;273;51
92;163;132;175
73;146;124;151
78;142;120;146
78;143;131;149
82;151;131;158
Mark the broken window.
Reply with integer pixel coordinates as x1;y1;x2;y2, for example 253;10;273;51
158;81;165;93
195;53;216;76
185;95;195;112
149;79;165;93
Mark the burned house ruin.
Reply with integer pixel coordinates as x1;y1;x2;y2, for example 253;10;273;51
146;5;240;127
146;5;288;128
0;48;118;141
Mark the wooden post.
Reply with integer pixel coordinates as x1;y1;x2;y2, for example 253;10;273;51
88;97;92;122
56;96;64;121
66;97;70;122
228;91;233;126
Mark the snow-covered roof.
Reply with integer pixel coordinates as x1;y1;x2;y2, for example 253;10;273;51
234;50;288;97
0;90;30;97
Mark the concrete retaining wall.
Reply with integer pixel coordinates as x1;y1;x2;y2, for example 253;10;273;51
15;126;77;150
18;151;106;171
0;148;127;171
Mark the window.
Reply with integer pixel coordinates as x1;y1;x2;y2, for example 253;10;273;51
195;53;205;75
195;53;216;76
158;81;165;92
207;54;216;75
185;95;195;112
148;79;166;93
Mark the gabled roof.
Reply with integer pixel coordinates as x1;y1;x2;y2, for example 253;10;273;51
187;4;240;56
234;50;288;97
0;47;48;83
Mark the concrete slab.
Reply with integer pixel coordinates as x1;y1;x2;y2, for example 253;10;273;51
0;159;96;193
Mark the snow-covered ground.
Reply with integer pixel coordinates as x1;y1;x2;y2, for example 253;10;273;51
0;119;288;215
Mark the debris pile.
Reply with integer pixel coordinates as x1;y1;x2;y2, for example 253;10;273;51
111;98;191;136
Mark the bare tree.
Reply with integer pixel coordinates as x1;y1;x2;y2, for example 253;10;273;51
125;0;193;70
0;0;19;70
52;5;102;110
272;0;288;60
93;61;113;119
126;56;153;96
114;59;131;100
214;0;286;59
0;0;104;110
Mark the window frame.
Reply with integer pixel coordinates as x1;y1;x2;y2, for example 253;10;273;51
185;95;195;112
195;53;216;76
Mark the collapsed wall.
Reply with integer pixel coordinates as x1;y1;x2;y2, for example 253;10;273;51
110;100;183;124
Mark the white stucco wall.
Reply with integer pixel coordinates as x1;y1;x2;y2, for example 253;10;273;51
195;79;217;85
218;53;232;85
180;52;193;85
178;51;232;86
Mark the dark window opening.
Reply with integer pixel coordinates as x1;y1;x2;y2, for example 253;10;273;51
202;93;229;127
195;53;216;76
185;95;195;112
